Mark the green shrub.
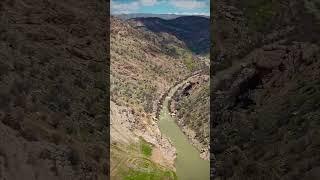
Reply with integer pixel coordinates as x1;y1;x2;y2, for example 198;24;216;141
140;140;152;157
242;0;279;32
124;170;177;180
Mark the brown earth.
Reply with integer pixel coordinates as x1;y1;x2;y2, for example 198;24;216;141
0;0;108;179
211;0;320;179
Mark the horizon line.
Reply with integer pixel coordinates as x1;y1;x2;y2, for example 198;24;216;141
111;12;210;16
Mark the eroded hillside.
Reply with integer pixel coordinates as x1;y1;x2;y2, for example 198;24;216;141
0;0;108;179
170;73;210;160
128;16;211;163
212;0;320;179
110;16;206;179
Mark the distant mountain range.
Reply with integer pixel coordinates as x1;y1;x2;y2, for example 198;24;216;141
114;13;209;20
130;16;210;54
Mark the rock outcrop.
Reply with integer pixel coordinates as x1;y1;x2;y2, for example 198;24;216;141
212;0;320;179
0;0;108;179
169;74;210;160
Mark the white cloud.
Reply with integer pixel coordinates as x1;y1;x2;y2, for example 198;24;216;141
111;0;160;14
111;0;208;15
174;12;209;16
111;0;140;14
169;0;206;10
139;0;158;6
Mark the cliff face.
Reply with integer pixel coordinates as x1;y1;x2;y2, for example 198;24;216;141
169;72;210;160
0;0;108;179
212;0;320;179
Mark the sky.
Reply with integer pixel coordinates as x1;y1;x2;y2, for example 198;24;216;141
111;0;210;15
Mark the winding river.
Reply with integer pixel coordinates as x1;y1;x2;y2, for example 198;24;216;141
158;75;210;180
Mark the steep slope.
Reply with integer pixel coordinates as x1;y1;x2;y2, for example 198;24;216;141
131;16;210;54
0;0;108;179
110;16;205;179
170;73;210;160
125;16;211;163
212;0;320;179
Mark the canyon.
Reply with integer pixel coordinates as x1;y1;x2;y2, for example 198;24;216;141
110;15;210;179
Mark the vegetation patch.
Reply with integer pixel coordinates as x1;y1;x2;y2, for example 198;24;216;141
241;0;279;32
166;44;198;71
140;138;153;157
123;169;177;180
305;0;320;20
111;140;176;180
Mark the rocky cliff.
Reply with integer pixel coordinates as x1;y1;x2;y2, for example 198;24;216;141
169;72;210;160
0;0;108;179
212;0;320;179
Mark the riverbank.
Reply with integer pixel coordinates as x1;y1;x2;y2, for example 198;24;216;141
157;73;210;180
168;74;210;160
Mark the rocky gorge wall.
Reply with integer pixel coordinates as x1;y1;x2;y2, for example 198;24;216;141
211;0;320;179
0;0;108;179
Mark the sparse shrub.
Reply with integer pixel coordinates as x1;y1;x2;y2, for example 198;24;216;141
143;93;153;113
74;78;86;89
87;145;104;163
38;55;50;65
2;112;21;131
68;148;80;167
44;85;71;113
13;61;26;72
26;152;36;165
10;78;31;95
241;0;279;32
49;113;64;129
13;95;26;108
50;164;58;176
140;139;152;157
0;92;10;109
39;149;51;160
103;162;108;175
65;124;74;135
20;127;38;141
0;63;9;77
30;66;41;78
88;62;103;73
50;132;62;144
0;148;9;168
94;80;106;91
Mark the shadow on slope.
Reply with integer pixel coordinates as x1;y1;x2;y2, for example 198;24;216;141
131;16;210;55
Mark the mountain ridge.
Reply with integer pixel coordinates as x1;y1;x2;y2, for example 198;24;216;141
130;16;210;55
114;13;209;20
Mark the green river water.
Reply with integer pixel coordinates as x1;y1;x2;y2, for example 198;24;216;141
158;78;210;180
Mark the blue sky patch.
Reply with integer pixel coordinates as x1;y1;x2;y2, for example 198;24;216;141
111;0;210;15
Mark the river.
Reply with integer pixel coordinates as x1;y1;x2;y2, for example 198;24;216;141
158;75;210;180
